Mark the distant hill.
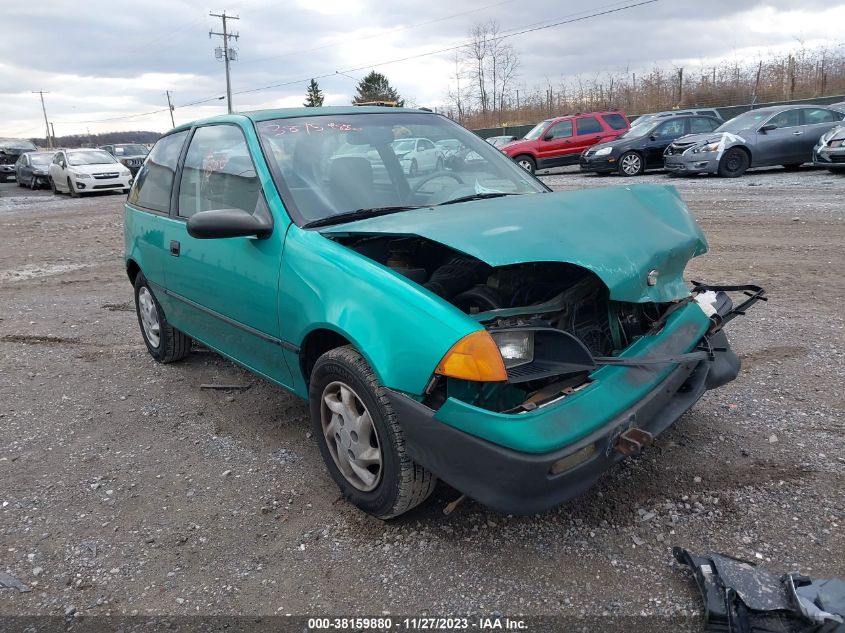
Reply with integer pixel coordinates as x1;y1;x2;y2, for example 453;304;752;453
27;131;162;148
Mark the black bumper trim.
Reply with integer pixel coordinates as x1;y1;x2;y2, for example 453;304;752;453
388;335;739;515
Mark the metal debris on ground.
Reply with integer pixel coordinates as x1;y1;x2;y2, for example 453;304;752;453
0;571;32;593
443;494;467;516
674;547;845;632
200;383;252;391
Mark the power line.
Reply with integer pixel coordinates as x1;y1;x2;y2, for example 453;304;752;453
210;10;240;114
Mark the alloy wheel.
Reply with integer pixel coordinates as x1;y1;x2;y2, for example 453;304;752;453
620;153;642;176
320;381;382;492
137;286;161;348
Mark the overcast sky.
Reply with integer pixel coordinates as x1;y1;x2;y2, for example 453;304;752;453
2;0;843;138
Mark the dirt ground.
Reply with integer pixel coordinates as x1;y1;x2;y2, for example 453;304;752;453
1;166;843;626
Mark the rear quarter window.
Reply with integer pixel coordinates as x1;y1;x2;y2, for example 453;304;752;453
128;130;189;213
600;113;628;130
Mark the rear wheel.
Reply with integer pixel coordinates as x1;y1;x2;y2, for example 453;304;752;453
133;272;192;363
618;151;644;176
717;147;749;178
515;155;536;174
309;345;436;519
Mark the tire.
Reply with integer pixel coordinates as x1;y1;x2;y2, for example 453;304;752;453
309;345;436;519
49;177;59;195
514;155;536;174
409;159;418;177
133;272;192;364
67;177;80;198
618;151;644;176
717;147;749;178
30;176;38;190
17;176;25;187
435;157;443;171
782;163;803;171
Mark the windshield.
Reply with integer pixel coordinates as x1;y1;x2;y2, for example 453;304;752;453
29;153;54;165
68;150;118;166
620;122;655;139
256;112;546;226
113;144;148;156
1;139;38;150
716;110;772;133
523;120;551;140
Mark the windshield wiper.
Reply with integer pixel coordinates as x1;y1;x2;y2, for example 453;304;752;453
302;205;423;229
437;192;520;206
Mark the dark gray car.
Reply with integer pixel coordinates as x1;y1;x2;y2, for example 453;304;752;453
98;143;149;175
14;151;56;189
1;138;39;182
663;105;845;177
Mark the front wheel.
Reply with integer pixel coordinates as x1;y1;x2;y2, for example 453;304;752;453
309;346;436;519
67;177;80;198
717;147;749;178
618;151;644;176
133;273;192;363
435;157;444;171
408;159;418;177
514;155;536;174
49;177;59;195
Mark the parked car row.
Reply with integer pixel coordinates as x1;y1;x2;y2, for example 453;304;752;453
496;104;845;178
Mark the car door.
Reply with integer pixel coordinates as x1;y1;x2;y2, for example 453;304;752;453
16;154;30;183
573;116;604;157
755;109;805;166
49;151;67;189
163;123;291;386
644;119;686;168
537;120;573;165
420;139;437;170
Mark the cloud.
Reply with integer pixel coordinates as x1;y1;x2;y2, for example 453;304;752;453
0;0;842;137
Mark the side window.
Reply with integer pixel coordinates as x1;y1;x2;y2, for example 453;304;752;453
420;139;435;151
600;113;628;130
546;120;573;139
575;117;602;135
767;109;803;129
805;108;838;124
128;130;188;213
689;117;718;133
177;125;260;219
656;119;685;138
52;153;63;165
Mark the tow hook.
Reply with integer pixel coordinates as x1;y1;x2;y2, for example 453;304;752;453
613;427;654;456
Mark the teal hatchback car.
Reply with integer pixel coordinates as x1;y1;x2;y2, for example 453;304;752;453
124;107;764;518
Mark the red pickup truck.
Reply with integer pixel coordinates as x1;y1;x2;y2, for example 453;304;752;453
502;111;630;174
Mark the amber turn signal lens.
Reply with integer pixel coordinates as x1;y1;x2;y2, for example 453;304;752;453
435;330;508;382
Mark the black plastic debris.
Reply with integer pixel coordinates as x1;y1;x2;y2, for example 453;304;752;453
674;547;845;633
0;571;31;593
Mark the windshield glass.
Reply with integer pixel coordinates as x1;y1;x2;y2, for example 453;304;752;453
29;153;54;165
256;112;546;226
67;150;118;166
523;120;551;140
113;144;148;156
1;139;38;150
716;110;771;133
620;122;655;139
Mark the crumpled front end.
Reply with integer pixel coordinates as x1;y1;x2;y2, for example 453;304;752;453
664;133;745;174
813;125;845;170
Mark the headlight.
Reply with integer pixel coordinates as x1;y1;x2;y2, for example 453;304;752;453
692;141;720;154
491;330;534;369
72;172;91;178
594;146;613;157
121;169;131;176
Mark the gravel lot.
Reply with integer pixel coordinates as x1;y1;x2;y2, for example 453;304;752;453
1;166;843;626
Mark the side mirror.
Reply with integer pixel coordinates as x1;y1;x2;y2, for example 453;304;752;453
759;123;777;133
187;208;272;239
649;134;657;141
543;133;554;141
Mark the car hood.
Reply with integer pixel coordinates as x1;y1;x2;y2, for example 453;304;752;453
501;139;532;153
321;184;708;303
67;163;122;174
672;131;747;147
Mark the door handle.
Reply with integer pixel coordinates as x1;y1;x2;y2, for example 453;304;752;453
792;131;802;135
170;240;180;257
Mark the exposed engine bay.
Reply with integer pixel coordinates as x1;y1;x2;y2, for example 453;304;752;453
336;234;676;412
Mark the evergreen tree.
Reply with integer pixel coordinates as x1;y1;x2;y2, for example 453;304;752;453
303;79;324;107
352;71;404;106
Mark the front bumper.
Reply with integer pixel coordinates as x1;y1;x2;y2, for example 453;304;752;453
813;147;845;169
579;154;616;172
664;154;719;174
388;300;748;515
73;175;133;192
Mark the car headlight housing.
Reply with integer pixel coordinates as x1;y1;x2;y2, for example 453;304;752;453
594;146;613;157
121;169;131;176
72;172;92;178
491;330;534;369
692;141;720;154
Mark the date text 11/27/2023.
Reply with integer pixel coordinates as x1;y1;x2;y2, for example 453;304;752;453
306;616;529;630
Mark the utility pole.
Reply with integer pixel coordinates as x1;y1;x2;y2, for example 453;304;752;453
165;90;176;127
209;11;239;114
33;90;52;149
50;123;56;148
